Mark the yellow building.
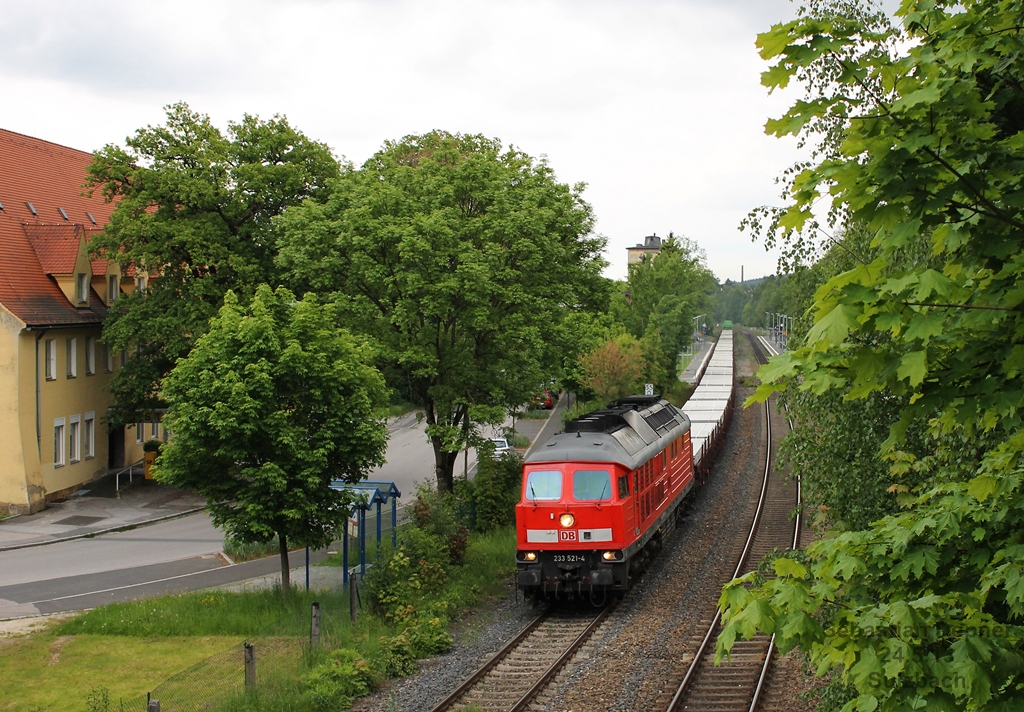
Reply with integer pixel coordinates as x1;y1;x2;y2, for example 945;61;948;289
0;129;157;515
626;233;663;264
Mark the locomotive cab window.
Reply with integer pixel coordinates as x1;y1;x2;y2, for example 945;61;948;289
525;470;562;500
617;474;629;498
573;470;612;501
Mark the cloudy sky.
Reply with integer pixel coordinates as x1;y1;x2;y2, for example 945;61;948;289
0;0;858;282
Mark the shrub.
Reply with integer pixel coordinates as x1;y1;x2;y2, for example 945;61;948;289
361;528;450;621
302;648;376;711
473;451;523;532
374;632;417;677
411;486;470;565
407;615;453;656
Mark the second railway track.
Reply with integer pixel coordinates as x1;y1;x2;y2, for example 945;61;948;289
665;332;801;712
430;604;612;712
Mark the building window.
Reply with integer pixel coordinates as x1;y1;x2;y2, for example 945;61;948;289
121;350;128;368
136;423;144;444
69;415;81;463
54;417;66;467
84;412;95;459
44;339;57;380
85;337;96;375
136;275;146;294
151;420;159;439
104;343;114;372
66;338;77;378
108;275;118;304
76;273;89;304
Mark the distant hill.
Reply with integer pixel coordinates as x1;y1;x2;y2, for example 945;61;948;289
720;275;773;288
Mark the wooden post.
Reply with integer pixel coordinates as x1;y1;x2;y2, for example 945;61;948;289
147;700;160;712
310;601;321;648
349;573;358;622
244;642;256;688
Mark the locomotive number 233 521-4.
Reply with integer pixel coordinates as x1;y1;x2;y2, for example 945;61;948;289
553;553;588;563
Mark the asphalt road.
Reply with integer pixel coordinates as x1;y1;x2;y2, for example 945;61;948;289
0;412;515;618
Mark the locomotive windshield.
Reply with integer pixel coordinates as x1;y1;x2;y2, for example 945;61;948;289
573;470;612;501
525;470;562;500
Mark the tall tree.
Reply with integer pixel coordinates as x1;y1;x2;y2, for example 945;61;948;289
719;2;1024;709
87;103;339;425
579;334;646;403
157;286;388;590
612;235;716;392
276;131;607;493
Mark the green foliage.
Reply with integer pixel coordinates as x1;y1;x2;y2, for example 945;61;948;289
361;530;451;622
223;534;280;563
409;485;471;565
87;102;339;426
157;285;388;585
275;130;608;493
722;2;1024;710
55;588;352;638
472;450;524;532
780;388;930;531
578;333;646;403
301;648;376;711
612;234;717;393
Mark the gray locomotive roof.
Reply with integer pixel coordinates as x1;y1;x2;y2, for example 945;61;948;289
526;398;691;471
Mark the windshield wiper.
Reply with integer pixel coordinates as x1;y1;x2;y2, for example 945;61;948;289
596;479;609;509
530;482;539;508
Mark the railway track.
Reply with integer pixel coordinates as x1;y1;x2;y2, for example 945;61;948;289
429;604;613;712
664;332;800;712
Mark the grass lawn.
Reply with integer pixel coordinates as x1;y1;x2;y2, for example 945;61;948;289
0;632;243;711
0;527;518;712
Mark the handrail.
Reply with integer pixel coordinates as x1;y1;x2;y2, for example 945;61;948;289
113;458;145;494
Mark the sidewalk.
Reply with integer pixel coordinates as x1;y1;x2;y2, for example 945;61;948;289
679;338;715;384
0;475;205;551
0;402;565;554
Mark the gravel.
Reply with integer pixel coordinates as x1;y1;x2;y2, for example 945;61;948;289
352;332;822;712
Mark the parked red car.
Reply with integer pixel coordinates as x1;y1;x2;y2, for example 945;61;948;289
532;390;555;409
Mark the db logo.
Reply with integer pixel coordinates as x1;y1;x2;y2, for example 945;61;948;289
559;530;577;541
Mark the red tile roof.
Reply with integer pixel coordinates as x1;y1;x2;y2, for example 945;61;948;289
0;129;114;327
23;223;82;274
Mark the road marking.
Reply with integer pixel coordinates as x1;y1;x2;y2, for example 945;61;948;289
16;559;229;607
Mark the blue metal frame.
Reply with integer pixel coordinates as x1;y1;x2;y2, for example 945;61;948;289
329;480;402;585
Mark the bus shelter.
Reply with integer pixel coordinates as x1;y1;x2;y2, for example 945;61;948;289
329;480;402;584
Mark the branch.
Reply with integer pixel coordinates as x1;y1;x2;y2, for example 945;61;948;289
829;54;1024;233
901;301;1017;311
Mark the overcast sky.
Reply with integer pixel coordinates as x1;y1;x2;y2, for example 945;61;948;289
0;0;869;282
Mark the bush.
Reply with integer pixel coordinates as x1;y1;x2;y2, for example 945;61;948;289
410;486;470;565
361;528;450;622
223;534;280;563
473;451;523;532
302;648;376;711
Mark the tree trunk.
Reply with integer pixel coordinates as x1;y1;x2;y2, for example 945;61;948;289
431;435;460;493
278;532;290;594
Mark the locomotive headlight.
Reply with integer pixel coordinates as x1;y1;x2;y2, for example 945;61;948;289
602;550;622;561
525;551;537;561
559;513;575;528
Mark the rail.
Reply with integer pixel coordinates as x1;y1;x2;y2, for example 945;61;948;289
666;331;801;712
429;604;614;712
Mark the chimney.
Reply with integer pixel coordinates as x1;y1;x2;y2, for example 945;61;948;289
741;265;744;283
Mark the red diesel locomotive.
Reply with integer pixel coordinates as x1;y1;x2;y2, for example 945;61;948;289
515;395;694;600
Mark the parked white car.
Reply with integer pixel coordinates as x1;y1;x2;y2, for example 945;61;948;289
489;437;512;458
